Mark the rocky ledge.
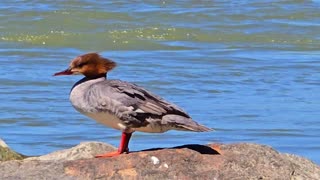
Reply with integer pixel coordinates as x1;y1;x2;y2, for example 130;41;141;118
0;138;319;180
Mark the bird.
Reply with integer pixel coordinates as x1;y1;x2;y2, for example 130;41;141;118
54;52;212;158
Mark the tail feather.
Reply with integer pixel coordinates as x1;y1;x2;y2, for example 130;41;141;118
163;115;213;132
181;123;213;132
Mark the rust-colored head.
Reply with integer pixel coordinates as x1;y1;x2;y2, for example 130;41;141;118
54;53;116;78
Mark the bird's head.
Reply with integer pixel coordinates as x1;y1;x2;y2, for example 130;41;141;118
54;52;116;78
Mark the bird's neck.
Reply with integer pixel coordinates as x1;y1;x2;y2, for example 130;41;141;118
86;73;107;80
71;74;106;92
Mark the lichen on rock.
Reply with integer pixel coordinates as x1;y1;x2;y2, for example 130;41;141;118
0;138;27;161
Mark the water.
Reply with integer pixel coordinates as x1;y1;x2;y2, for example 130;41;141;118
0;1;320;164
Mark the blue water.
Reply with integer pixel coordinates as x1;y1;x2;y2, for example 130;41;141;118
0;1;319;164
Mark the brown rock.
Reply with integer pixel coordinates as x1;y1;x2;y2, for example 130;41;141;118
0;140;319;180
26;141;116;161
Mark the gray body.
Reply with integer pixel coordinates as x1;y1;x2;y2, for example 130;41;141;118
70;76;211;133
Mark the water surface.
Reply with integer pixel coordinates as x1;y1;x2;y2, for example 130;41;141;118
0;1;319;164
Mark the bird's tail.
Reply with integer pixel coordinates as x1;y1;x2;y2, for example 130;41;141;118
179;121;213;132
163;115;213;132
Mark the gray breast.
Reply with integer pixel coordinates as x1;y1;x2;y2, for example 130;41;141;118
69;77;106;113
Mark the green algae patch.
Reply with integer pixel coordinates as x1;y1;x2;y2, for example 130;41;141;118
0;139;27;161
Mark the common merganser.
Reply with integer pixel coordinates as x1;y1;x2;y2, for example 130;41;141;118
54;52;212;157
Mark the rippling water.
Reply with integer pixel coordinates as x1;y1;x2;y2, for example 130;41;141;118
0;1;320;164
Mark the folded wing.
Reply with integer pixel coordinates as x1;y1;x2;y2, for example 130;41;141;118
87;80;211;132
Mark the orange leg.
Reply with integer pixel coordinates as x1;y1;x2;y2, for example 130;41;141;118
95;132;132;158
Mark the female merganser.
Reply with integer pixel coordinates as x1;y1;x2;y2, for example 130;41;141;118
54;52;212;158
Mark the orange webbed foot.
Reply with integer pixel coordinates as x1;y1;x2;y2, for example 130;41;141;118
95;151;124;158
95;148;129;158
95;132;132;158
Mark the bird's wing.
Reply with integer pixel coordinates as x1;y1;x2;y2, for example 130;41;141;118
86;80;190;128
112;80;190;116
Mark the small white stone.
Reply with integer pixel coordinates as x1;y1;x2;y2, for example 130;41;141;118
163;163;169;168
150;156;160;165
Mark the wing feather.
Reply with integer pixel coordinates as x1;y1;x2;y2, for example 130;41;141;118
110;80;189;117
84;79;211;132
90;79;190;118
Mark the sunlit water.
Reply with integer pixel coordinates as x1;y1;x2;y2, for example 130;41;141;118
0;1;320;164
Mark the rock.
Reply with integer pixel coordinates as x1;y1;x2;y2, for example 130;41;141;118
26;141;116;161
0;138;26;161
63;143;320;180
0;139;319;180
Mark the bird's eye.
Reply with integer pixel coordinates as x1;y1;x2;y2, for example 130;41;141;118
77;62;87;68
